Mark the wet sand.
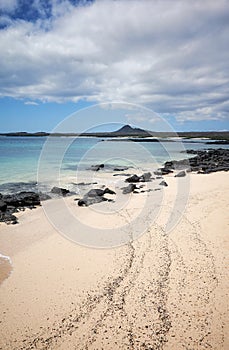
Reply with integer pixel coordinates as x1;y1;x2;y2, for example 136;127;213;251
0;172;228;349
0;256;12;285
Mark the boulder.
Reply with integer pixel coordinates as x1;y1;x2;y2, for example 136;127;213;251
51;187;70;196
78;187;116;207
159;181;168;187
175;171;186;177
39;193;51;201
125;174;141;183
0;191;51;225
0;200;7;212
104;188;116;195
0;212;18;225
125;172;152;183
78;196;106;207
122;184;137;194
161;168;173;175
86;189;105;197
3;192;40;207
86;188;116;197
140;172;152;182
154;166;172;175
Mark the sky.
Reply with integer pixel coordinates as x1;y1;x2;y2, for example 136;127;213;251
0;0;229;132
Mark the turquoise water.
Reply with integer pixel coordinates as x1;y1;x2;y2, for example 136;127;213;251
0;136;228;193
0;136;97;185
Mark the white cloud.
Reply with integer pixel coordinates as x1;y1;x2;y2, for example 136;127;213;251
100;102;137;111
0;0;229;122
0;0;18;12
174;106;228;123
24;101;39;105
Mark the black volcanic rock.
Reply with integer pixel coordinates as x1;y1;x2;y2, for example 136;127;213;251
113;166;130;171
78;196;106;206
86;188;116;197
0;212;18;225
0;191;44;224
154;168;173;175
160;149;229;175
51;187;70;196
141;172;152;182
78;187;116;207
3;191;40;207
122;184;137;194
175;171;186;177
0;200;7;212
125;172;153;183
159;181;168;187
39;193;51;201
125;174;141;183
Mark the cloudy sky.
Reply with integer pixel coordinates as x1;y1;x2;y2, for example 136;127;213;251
0;0;229;132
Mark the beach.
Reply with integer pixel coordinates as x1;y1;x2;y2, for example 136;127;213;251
1;0;229;347
0;171;228;349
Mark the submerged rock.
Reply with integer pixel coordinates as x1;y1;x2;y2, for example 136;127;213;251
89;164;105;171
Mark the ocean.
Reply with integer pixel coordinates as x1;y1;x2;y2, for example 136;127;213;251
0;136;228;194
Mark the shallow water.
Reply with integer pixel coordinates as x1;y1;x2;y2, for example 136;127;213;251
0;136;228;193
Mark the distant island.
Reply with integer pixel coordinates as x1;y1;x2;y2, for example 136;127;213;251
1;124;229;141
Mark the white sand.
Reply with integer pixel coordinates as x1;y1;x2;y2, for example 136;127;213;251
0;172;228;349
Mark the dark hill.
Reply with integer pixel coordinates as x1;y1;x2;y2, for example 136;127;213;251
111;124;151;136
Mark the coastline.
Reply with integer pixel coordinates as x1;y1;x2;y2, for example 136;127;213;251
0;171;228;349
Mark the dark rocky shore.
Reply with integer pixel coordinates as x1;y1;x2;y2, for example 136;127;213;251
0;188;69;225
159;148;229;175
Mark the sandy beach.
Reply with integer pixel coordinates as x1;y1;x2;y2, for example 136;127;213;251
0;171;228;350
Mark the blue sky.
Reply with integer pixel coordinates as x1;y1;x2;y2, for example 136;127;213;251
0;0;229;132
